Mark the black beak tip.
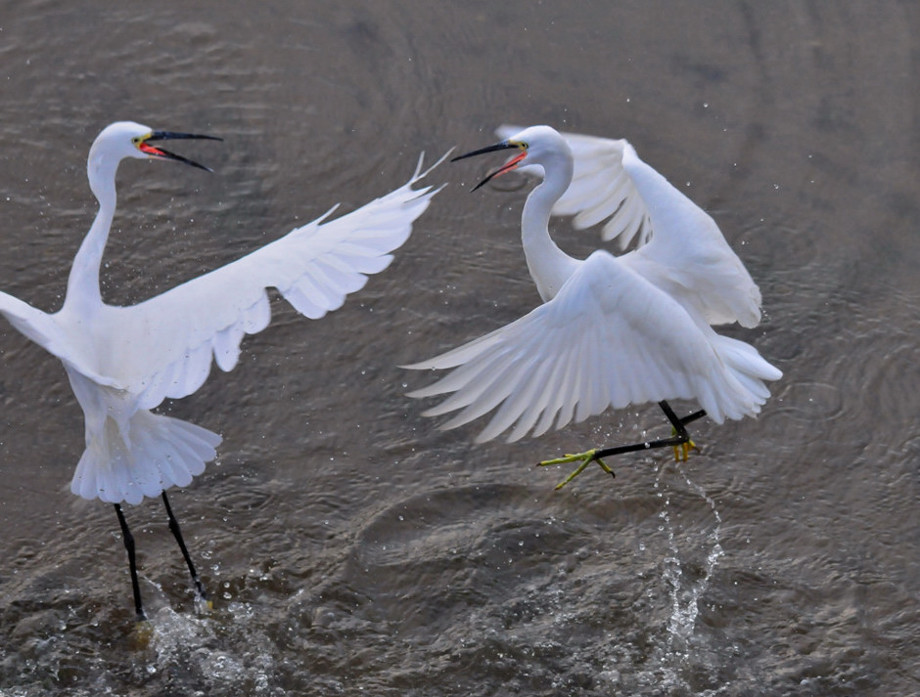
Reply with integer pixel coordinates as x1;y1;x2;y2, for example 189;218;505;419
149;130;223;143
146;131;221;171
452;140;518;192
451;141;515;163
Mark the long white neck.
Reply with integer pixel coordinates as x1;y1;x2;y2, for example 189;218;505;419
521;155;579;302
63;149;119;312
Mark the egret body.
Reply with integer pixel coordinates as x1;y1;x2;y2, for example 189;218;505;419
0;121;443;619
406;125;781;487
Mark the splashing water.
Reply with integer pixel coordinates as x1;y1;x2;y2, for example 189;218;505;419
654;461;724;661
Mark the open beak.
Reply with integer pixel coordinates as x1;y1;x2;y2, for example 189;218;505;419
452;140;527;191
138;131;223;172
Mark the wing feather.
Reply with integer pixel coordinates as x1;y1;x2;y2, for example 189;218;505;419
101;153;446;409
618;142;763;328
406;251;766;441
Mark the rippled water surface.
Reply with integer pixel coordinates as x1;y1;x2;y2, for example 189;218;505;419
1;2;919;695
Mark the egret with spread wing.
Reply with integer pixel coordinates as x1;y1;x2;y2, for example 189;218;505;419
0;121;443;620
405;125;780;488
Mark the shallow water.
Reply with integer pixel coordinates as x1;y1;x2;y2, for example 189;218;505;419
1;2;919;695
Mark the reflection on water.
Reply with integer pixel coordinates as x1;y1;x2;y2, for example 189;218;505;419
2;1;920;696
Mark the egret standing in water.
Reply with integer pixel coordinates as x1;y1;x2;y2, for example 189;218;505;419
405;125;781;488
0;121;443;620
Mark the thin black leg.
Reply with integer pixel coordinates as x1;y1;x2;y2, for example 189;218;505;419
114;503;147;622
592;401;706;460
161;491;209;606
538;401;708;488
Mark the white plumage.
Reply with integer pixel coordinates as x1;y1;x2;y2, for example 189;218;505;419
406;125;780;447
0;121;444;505
495;124;653;250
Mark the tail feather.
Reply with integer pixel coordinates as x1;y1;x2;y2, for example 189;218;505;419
71;410;221;505
707;334;782;423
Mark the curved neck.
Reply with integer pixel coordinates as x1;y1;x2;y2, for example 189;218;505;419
64;152;119;311
521;158;578;302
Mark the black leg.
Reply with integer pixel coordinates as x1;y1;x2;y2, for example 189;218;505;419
592;401;706;460
161;491;209;607
114;503;147;622
538;401;708;488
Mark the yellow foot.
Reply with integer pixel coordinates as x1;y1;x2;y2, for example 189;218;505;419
671;439;699;462
194;595;214;615
132;619;154;649
537;449;614;489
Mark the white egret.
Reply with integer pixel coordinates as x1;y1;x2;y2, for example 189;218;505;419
405;125;781;488
0;121;443;620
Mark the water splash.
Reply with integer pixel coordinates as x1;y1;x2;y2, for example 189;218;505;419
137;603;277;695
654;461;724;660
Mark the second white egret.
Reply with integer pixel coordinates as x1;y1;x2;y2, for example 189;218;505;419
405;125;781;488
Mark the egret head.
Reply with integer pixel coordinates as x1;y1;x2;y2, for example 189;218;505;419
91;121;222;173
452;125;570;191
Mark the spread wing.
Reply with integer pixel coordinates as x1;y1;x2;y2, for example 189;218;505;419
618;141;763;327
405;251;756;442
99;153;446;409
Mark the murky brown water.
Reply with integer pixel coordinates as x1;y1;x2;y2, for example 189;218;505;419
1;2;919;695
